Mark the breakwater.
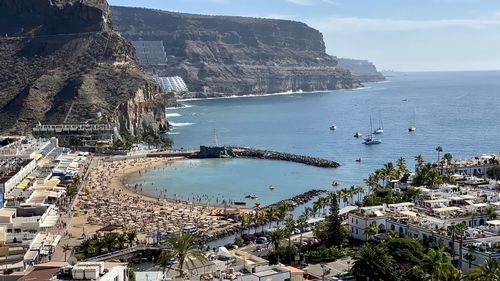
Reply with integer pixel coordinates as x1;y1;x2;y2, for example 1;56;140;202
229;147;341;168
191;145;341;168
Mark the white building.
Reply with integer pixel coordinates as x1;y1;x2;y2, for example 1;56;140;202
348;205;387;241
0;158;36;195
153;76;189;94
20;261;129;281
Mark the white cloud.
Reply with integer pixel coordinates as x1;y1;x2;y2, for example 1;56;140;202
287;0;337;6
308;17;500;32
495;11;500;17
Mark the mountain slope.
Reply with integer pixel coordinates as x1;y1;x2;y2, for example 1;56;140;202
0;0;173;135
111;6;361;97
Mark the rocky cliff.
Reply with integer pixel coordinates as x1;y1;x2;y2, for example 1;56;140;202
0;0;174;136
337;58;385;82
111;6;360;97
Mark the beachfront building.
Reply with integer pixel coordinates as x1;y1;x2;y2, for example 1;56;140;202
17;261;129;281
416;153;499;177
348;205;387;241
32;124;119;151
0;157;36;196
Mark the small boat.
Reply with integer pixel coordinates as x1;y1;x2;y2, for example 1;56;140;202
330;124;337;130
234;201;247;206
268;184;275;190
245;194;258;199
354;132;363;138
355;158;362;162
408;110;416;132
363;116;382;145
363;136;382;145
373;113;384;134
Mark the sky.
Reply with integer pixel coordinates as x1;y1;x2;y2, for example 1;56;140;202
108;0;500;72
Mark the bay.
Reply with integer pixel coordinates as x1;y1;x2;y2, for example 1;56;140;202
131;71;500;204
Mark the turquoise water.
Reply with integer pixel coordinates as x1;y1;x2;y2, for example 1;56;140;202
127;158;334;206
132;71;500;205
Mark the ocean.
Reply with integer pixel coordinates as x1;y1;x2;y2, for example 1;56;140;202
128;71;500;206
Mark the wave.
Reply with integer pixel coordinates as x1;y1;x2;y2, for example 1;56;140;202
166;132;180;135
176;89;335;102
375;80;392;84
166;113;182;117
170;122;195;127
351;86;372;91
165;104;194;110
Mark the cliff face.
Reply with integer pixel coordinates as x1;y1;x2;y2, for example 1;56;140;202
337;58;385;82
0;0;174;136
111;6;360;96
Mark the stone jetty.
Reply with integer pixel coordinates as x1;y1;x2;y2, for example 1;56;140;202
189;146;340;168
229;147;341;168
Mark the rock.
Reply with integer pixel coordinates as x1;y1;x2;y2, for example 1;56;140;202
337;58;385;82
110;6;362;97
0;0;175;136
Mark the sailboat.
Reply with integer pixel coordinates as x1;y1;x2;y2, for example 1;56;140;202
408;110;416;132
363;116;382;145
373;113;384;134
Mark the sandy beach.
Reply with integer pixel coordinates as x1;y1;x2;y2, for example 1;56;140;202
69;156;244;242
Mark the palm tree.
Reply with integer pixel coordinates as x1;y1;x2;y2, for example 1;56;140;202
351;245;394;281
385;230;398;241
159;232;208;278
464;252;475;269
102;233;117;253
427;167;444;189
277;204;291;225
396;157;408;178
486;206;498;220
415;154;425;167
421;245;454;281
365;222;379;242
79;240;96;257
364;174;379;195
62;244;72;261
239;213;251;234
466;257;500;281
436;146;444;166
284;215;296;262
302;207;313;220
296;215;307;244
454;222;468;269
442;153;453;166
355;186;365;202
265;208;279;225
116;233;127;250
126;231;137;248
269;228;286;250
447;224;458;262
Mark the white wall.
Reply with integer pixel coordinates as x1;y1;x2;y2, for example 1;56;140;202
99;265;128;281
